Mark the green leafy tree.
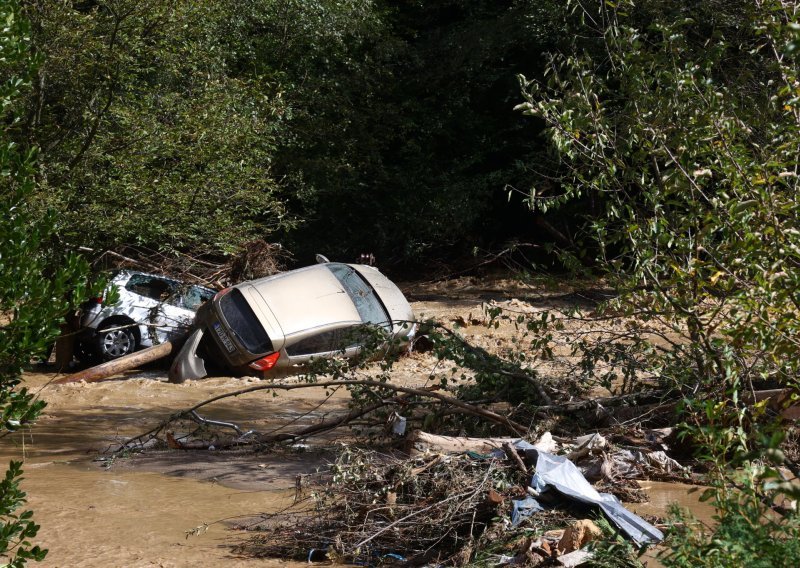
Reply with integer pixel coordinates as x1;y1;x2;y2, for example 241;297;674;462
514;0;800;562
21;0;295;260
20;0;575;266
1;2;91;564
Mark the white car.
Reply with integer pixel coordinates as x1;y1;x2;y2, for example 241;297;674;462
78;271;215;362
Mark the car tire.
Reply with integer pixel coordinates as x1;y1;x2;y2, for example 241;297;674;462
95;323;137;361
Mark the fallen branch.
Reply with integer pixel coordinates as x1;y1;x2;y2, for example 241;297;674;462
163;379;528;435
503;442;528;475
407;432;524;456
530;389;671;417
112;379;529;455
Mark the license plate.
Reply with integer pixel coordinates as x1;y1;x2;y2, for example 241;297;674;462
213;322;236;353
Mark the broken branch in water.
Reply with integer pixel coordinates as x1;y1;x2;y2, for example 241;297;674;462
110;378;530;455
109;376;683;458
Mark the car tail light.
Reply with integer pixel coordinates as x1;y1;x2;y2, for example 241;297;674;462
214;287;232;300
248;352;280;371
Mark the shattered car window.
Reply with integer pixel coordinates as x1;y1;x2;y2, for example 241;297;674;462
326;264;390;329
180;285;214;311
124;274;174;301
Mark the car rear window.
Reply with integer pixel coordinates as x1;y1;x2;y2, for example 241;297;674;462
219;289;273;353
326;264;390;328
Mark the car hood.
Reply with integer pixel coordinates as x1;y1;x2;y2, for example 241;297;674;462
352;265;414;326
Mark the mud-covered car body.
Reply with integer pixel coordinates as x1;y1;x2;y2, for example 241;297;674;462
169;262;415;382
79;270;215;361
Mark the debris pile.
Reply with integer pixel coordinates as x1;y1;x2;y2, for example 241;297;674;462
236;447;511;564
234;431;671;566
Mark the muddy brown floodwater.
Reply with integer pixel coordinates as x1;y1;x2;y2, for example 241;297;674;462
2;371;322;567
2;277;712;567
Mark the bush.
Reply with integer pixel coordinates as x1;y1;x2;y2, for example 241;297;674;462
514;0;800;563
1;1;92;564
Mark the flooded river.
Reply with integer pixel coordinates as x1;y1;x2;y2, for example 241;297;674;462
2;287;712;566
2;371;325;567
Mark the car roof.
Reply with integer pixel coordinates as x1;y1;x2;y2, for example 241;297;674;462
244;264;361;337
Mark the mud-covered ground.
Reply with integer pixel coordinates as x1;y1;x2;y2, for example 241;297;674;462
3;274;709;567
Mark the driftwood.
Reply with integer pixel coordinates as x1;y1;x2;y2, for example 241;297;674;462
503;441;529;475
52;341;174;384
406;431;525;456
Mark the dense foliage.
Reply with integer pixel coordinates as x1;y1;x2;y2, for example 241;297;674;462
514;0;800;563
6;0;800;563
15;0;573;265
19;1;296;259
275;0;570;261
1;2;92;565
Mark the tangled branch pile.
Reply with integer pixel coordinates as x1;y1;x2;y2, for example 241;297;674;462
235;446;529;565
87;239;290;288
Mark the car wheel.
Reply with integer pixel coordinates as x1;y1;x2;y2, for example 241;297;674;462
96;324;137;361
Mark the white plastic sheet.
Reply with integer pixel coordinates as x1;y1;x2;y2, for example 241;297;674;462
528;449;663;546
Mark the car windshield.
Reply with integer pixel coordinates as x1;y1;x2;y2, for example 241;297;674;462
219;289;273;353
326;264;390;329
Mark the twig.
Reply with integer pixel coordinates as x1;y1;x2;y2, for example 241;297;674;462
502;442;528;475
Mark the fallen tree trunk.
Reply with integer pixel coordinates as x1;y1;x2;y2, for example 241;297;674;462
52;341;174;384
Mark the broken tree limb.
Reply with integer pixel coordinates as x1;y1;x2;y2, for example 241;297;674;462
256;398;389;443
167;379;529;435
407;431;524;456
52;341;174;384
112;379;529;456
530;389;671;417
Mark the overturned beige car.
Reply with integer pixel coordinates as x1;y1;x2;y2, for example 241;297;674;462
169;260;415;382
